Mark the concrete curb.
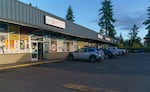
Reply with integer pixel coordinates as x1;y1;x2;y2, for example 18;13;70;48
0;60;62;71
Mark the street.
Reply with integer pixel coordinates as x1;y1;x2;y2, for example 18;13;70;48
0;53;150;92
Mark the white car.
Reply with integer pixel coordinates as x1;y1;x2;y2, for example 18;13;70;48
107;47;120;56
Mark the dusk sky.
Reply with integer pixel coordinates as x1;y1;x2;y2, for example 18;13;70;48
20;0;150;41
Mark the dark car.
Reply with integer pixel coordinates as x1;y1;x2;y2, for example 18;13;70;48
101;49;115;58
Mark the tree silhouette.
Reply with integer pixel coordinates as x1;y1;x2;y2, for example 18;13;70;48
98;0;116;38
119;33;124;43
128;24;139;42
66;6;75;22
128;24;141;48
143;4;150;47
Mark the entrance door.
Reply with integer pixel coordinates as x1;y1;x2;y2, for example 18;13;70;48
31;41;38;61
67;42;70;51
38;42;43;60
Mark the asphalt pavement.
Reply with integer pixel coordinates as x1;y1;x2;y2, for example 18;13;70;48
0;53;150;92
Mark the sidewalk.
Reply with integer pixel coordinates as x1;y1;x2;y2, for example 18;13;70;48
0;59;64;71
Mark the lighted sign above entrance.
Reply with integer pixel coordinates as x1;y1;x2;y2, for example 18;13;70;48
105;37;111;41
45;15;66;29
98;34;103;39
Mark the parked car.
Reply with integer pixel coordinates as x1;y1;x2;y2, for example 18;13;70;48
101;49;115;58
95;48;105;60
67;47;103;62
119;49;127;55
107;47;120;56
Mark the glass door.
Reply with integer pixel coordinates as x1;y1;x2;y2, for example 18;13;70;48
38;42;43;60
31;41;38;61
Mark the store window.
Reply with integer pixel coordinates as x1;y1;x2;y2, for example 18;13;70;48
0;22;8;54
0;22;8;31
9;24;20;53
61;39;77;52
73;40;78;51
66;41;73;51
20;27;30;51
57;39;65;52
50;33;78;52
43;32;51;54
77;41;87;49
51;32;65;52
51;38;57;52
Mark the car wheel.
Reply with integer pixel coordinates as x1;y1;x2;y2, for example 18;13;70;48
68;54;74;61
89;55;97;62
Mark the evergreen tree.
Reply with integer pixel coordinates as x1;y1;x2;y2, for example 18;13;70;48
117;33;124;48
119;33;124;43
124;40;130;48
144;32;150;47
143;5;150;47
66;6;75;22
128;24;139;42
29;3;32;6
128;24;141;48
98;0;116;38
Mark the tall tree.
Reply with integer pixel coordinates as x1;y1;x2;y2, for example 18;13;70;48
98;0;116;38
128;24;139;42
143;4;150;47
144;32;150;47
128;24;141;48
119;33;124;43
29;3;32;6
117;33;124;48
66;6;75;22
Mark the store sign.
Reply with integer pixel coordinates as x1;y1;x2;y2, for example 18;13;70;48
45;16;65;29
98;34;103;39
105;37;111;41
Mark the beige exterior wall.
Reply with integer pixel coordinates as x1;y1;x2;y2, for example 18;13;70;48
0;52;69;65
0;53;31;65
45;52;69;60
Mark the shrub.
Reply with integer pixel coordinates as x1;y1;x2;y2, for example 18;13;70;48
127;47;150;53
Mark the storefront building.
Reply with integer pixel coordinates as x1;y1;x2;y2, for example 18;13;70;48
0;0;116;65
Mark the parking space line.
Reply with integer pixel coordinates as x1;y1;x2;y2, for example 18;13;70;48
63;83;120;92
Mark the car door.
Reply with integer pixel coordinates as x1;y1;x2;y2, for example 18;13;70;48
82;48;93;60
80;48;89;60
75;48;85;60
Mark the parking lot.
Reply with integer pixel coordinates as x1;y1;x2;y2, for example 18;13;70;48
0;53;150;92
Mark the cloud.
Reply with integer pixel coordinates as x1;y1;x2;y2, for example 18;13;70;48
115;12;147;30
115;12;148;40
87;10;148;32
